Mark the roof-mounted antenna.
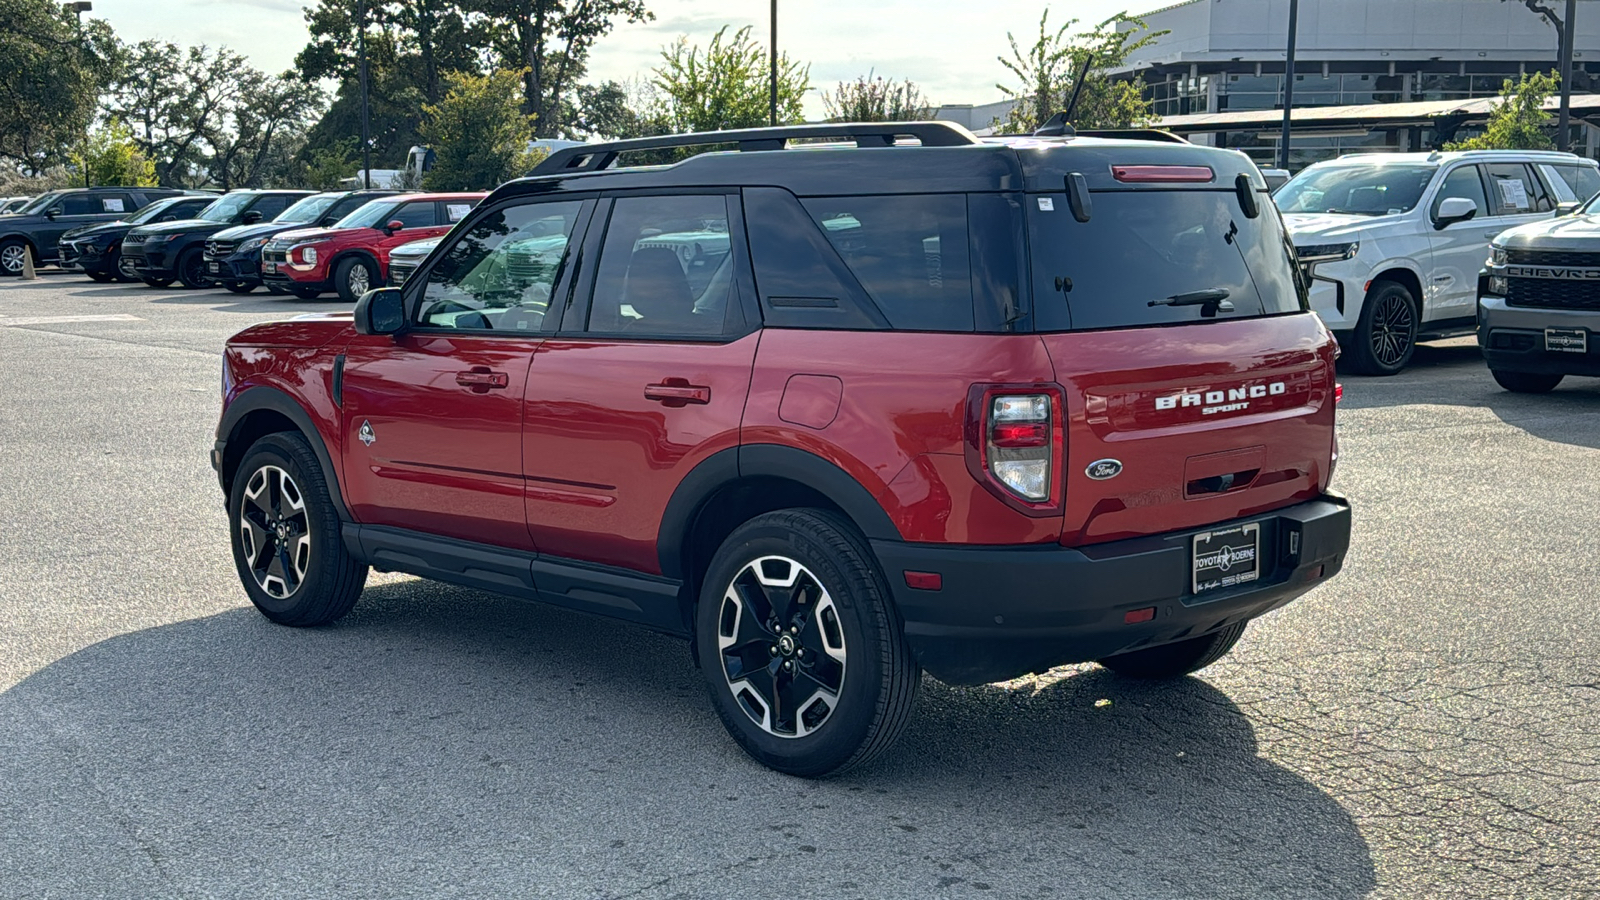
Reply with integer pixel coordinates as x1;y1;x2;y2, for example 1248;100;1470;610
1034;111;1076;138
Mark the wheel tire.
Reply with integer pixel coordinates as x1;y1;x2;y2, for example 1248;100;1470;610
87;271;115;283
291;286;322;300
114;252;138;282
695;509;920;777
175;247;211;289
1491;369;1564;393
228;432;366;626
0;238;31;277
334;256;378;302
1098;621;1248;679
224;281;255;295
1348;280;1419;375
140;276;174;288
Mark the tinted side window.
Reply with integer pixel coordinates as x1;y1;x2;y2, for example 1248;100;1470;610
98;194;135;214
59;195;98;215
799;195;975;332
743;187;886;330
1557;164;1600;202
327;196;371;221
1484;163;1537;214
1432;165;1489;219
172;198;212;218
252;195;294;219
393;201;439;228
417;199;585;333
586;194;731;337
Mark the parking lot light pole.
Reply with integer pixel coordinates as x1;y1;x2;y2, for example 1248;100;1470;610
358;0;371;189
1558;0;1575;153
65;1;93;188
1279;0;1298;171
769;0;778;127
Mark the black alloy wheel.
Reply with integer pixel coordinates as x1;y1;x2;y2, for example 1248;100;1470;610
237;463;313;601
176;247;211;289
1349;280;1418;375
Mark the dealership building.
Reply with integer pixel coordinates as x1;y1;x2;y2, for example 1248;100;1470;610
1112;0;1600;167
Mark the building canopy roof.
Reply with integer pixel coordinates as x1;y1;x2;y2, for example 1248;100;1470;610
1156;93;1600;133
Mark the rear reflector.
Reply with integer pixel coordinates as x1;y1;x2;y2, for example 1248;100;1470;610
1112;165;1215;184
991;422;1049;448
1335;383;1343;404
1124;607;1156;624
904;571;943;591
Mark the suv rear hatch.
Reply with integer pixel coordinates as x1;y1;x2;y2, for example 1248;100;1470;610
1017;141;1337;546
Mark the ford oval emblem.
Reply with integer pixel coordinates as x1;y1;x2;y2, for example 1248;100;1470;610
1086;459;1123;480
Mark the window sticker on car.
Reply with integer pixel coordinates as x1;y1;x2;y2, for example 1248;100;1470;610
103;198;125;212
1037;197;1054;212
446;203;472;221
1498;179;1529;210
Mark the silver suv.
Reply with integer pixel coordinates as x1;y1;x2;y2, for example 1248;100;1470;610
1278;150;1600;375
1479;194;1600;392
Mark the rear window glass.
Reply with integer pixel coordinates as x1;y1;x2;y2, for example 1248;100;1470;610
800;195;974;331
1028;189;1304;332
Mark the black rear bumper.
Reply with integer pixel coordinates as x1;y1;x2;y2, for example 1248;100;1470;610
872;493;1351;685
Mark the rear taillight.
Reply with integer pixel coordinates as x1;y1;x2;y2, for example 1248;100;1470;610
965;385;1065;515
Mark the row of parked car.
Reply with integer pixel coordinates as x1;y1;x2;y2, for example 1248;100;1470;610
0;187;484;301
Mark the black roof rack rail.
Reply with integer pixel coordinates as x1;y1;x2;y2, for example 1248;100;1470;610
531;121;982;176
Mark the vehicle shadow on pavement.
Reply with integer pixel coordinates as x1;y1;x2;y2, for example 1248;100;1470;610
0;578;1375;899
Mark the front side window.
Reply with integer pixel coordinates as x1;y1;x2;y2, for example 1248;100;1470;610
1431;165;1489;220
58;195;98;215
800;194;975;332
335;199;404;229
416;200;586;333
586;195;732;337
198;193;256;222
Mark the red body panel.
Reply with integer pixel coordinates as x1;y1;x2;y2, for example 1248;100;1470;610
521;335;759;573
340;332;538;549
275;192;485;285
1042;312;1337;546
745;330;1063;545
222;320;354;494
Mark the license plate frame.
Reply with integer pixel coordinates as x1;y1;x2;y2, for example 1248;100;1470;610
1545;327;1588;354
207;261;220;273
263;262;278;275
1192;522;1261;595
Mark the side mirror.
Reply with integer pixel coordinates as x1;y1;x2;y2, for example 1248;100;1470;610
319;216;339;227
241;211;264;225
1434;196;1478;229
45;207;62;219
384;219;405;235
353;286;406;335
1556;201;1582;217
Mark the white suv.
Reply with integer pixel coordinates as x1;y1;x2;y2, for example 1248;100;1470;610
1277;150;1600;374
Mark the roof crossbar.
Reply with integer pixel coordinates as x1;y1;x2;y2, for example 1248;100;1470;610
531;121;982;175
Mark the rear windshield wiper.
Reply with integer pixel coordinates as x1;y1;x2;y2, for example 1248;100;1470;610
1149;288;1234;316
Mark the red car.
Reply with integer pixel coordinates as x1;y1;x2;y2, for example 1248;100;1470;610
259;192;485;300
213;123;1350;776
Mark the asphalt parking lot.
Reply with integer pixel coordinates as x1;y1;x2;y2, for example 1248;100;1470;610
2;272;1598;900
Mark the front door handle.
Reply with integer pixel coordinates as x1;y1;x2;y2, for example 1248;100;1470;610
1484;229;1502;238
645;379;711;407
456;367;509;393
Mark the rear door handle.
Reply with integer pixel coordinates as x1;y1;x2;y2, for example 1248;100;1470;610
645;380;711;406
456;368;509;392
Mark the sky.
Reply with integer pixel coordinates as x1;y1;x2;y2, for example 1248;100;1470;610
90;0;1154;116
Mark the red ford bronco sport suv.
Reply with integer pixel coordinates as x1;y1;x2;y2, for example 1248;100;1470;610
214;123;1350;776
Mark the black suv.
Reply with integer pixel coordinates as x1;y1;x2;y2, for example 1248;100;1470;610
123;190;313;289
59;194;218;282
205;190;403;294
0;187;184;276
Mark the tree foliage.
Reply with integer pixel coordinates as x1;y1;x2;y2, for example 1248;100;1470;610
996;10;1163;133
574;78;670;139
420;69;539;190
470;0;652;139
0;0;119;173
822;74;932;122
1445;72;1558;151
652;25;809;133
73;120;157;187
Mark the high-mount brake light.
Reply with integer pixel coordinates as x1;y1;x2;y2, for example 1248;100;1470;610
1111;165;1215;184
964;386;1065;514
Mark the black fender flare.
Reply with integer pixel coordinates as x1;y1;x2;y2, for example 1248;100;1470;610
656;443;901;580
218;385;350;522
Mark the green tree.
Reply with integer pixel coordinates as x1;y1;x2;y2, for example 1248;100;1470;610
652;25;809;133
420;69;537;190
996;10;1164;133
72;120;157;187
574;78;670;139
822;73;932;122
1445;72;1558;151
0;0;119;173
470;0;652;139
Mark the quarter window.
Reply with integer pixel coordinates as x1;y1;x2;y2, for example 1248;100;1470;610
416;200;586;333
586;195;733;337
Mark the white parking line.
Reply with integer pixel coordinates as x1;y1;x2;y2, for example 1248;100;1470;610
0;314;145;326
